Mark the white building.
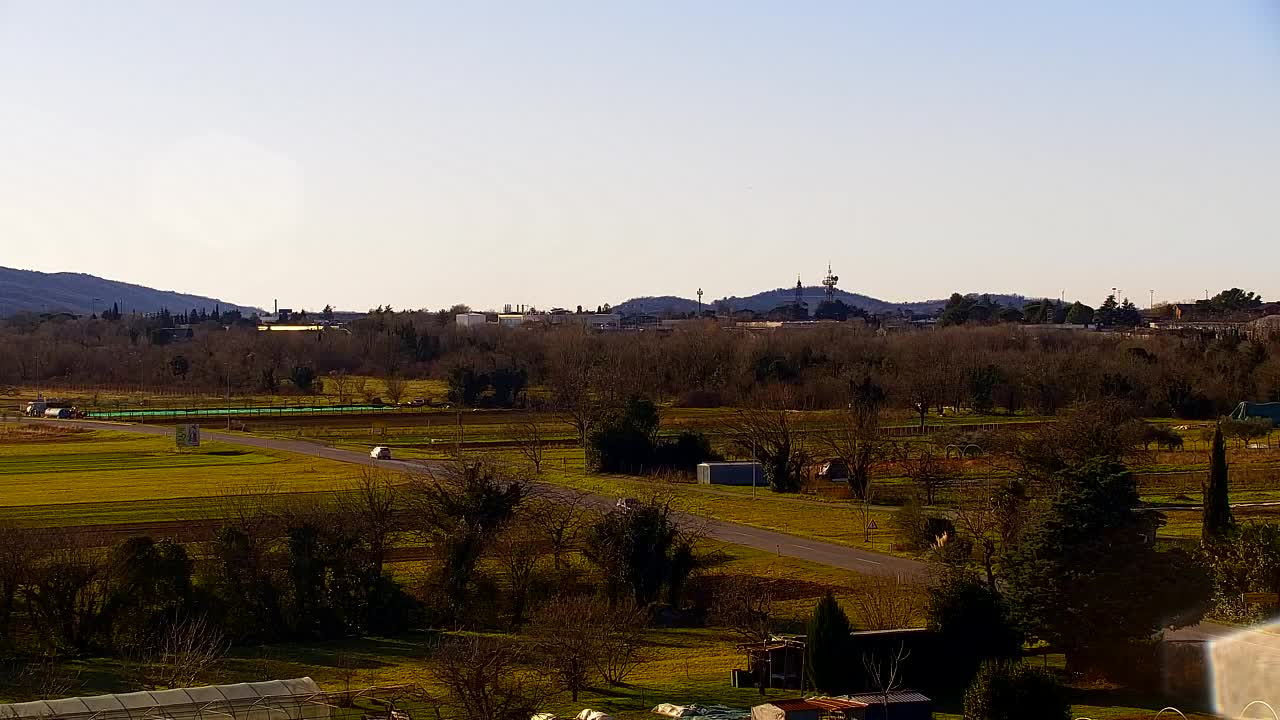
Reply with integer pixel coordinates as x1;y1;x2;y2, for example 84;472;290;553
455;312;488;328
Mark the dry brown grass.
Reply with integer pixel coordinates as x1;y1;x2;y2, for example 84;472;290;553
0;423;89;443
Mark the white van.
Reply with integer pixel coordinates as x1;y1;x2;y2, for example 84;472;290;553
370;446;392;460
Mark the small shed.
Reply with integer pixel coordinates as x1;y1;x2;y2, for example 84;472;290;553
839;692;931;720
698;462;764;486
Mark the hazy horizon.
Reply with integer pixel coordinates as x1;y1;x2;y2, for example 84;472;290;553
3;2;1277;311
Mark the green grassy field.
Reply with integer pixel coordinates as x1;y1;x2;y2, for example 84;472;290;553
0;428;360;523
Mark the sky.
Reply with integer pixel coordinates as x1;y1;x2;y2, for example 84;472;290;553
1;2;1277;312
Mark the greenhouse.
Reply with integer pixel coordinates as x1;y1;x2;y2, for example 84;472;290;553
0;679;336;720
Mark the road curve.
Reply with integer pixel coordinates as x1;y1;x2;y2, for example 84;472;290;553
8;418;929;580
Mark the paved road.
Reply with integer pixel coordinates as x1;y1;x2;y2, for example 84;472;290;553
8;418;929;580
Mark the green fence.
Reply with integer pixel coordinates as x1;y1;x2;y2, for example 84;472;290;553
87;404;426;421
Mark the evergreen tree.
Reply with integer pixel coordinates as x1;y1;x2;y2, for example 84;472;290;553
1094;294;1119;327
806;590;852;694
1005;459;1210;667
1064;301;1093;325
1203;424;1234;544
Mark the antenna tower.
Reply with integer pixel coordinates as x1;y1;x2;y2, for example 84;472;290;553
822;263;839;300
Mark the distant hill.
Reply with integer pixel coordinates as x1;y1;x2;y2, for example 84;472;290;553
0;267;260;317
615;288;1035;316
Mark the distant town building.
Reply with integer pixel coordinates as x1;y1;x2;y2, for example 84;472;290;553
456;312;488;328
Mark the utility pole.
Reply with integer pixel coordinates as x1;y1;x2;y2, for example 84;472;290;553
226;374;231;431
1150;289;1155;309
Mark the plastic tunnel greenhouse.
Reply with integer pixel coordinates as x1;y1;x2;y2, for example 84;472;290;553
0;679;336;720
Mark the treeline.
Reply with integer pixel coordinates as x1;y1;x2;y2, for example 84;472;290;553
3;308;1279;418
0;463;707;702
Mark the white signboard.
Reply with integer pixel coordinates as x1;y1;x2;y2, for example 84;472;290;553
175;423;201;448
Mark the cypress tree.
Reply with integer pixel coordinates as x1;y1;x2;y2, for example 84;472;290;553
806;590;852;694
1202;424;1234;544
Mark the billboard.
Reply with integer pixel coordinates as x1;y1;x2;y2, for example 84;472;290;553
175;423;200;448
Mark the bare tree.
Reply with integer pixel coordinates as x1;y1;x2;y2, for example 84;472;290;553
593;600;648;686
431;636;552;720
899;444;955;506
819;408;889;501
548;332;611;450
1;655;83;701
143;615;229;689
334;653;361;695
509;420;547;474
531;492;590;573
345;374;366;402
327;370;354;404
722;399;807;493
528;595;603;701
952;480;1029;592
862;642;911;715
848;575;924;631
492;516;542;624
709;575;775;643
528;595;646;698
383;375;407;406
343;468;404;577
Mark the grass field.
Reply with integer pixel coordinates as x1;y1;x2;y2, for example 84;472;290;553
0;428;361;524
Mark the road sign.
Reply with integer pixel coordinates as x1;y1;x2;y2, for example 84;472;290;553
1242;592;1279;606
175;424;200;448
867;520;878;530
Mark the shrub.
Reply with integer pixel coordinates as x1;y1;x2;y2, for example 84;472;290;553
928;573;1023;691
963;661;1068;720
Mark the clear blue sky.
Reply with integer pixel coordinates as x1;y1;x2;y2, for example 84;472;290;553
2;1;1277;311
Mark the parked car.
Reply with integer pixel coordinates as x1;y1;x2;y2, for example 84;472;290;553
370;446;392;460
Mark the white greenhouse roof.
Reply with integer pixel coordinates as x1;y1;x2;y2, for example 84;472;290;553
0;678;325;720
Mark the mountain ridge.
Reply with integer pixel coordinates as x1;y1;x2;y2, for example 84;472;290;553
0;267;261;317
614;287;1038;316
